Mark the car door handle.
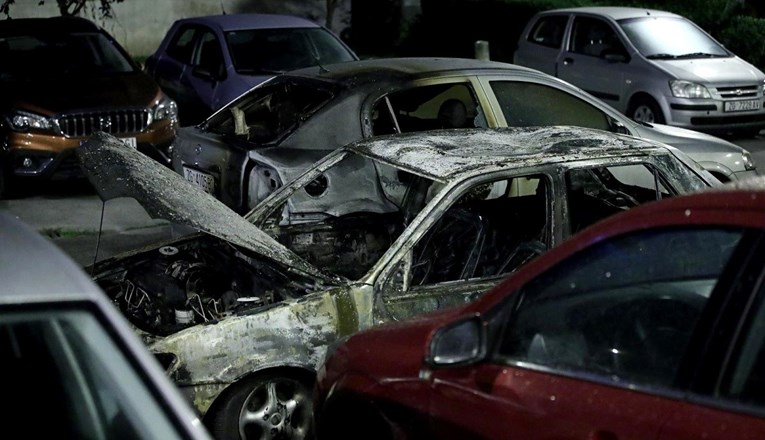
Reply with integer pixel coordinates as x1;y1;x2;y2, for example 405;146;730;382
563;57;575;65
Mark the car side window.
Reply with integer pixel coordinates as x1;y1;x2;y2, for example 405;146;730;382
409;174;550;286
489;81;611;131
166;25;198;64
0;309;184;439
528;15;568;48
372;83;482;135
566;163;674;234
571;17;628;59
496;227;743;389
718;284;765;409
193;30;225;78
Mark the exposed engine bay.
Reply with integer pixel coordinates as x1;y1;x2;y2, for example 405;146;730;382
92;235;321;336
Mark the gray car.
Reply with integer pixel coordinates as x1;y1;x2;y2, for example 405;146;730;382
0;211;211;440
171;57;755;213
513;7;765;136
79;128;715;440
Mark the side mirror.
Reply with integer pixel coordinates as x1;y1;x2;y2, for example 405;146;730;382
426;316;485;367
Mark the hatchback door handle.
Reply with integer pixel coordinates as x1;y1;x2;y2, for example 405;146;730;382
563;57;574;65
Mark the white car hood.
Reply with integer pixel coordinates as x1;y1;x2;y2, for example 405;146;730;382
76;132;329;281
632;121;745;155
652;57;764;84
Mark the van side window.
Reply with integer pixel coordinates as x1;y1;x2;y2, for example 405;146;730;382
528;16;568;49
571;17;627;59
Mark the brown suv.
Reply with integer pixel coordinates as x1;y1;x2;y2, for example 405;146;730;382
0;16;178;197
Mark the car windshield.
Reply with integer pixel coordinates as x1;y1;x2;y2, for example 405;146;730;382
618;17;729;59
0;32;135;80
225;27;355;74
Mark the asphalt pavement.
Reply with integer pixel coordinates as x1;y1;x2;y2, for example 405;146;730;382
0;178;171;266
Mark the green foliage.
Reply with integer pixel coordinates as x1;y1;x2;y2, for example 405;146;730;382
719;15;765;68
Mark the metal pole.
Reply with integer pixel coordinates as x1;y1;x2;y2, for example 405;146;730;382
475;40;490;60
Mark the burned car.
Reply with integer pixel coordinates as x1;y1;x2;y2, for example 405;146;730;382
80;127;715;440
172;57;754;214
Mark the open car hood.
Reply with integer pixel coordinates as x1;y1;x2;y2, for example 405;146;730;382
77;132;329;281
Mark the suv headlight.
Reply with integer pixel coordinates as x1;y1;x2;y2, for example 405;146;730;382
6;110;54;132
670;80;712;99
152;96;178;124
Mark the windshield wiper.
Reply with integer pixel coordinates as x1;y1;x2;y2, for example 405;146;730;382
237;68;285;75
645;53;678;60
676;52;723;59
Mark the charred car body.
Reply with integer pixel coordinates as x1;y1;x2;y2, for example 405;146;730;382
80;128;715;440
0;16;178;197
171;57;754;214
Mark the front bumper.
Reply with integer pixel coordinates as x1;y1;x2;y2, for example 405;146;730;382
4;119;175;177
665;98;765;133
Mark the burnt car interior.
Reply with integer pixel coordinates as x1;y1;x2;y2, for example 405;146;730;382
567;163;673;233
205;80;333;144
372;83;481;135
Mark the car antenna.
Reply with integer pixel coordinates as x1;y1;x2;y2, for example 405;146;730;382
220;0;227;14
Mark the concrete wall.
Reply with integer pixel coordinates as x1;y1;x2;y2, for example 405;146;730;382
4;0;352;58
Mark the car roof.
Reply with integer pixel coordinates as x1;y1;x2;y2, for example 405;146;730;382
0;211;105;306
542;6;680;21
173;13;322;31
0;16;101;37
348;126;667;181
285;57;538;85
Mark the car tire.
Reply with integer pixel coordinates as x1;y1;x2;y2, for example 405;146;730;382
207;372;314;440
0;167;12;199
628;96;665;124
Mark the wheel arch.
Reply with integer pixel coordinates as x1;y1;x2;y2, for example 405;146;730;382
202;364;317;426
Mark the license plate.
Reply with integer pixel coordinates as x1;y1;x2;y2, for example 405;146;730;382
183;166;216;194
724;99;761;112
120;137;137;148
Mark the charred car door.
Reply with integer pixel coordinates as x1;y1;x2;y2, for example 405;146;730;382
378;172;554;321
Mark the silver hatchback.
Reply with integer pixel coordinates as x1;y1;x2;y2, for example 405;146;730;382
514;7;765;136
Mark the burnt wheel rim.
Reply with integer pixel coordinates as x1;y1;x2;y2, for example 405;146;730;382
238;377;312;440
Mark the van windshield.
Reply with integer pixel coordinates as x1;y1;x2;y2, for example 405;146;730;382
619;16;729;59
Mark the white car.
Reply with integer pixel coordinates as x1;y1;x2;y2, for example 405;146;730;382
514;7;765;136
171;57;756;214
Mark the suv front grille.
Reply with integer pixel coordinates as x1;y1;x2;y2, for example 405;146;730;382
716;85;760;99
57;109;150;137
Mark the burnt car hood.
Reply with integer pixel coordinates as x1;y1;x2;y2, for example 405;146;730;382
2;71;158;114
77;132;331;281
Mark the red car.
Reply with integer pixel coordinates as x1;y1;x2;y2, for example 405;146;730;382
314;177;765;440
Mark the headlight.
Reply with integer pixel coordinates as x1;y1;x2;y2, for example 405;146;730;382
6;110;54;132
152;97;178;124
742;150;756;170
670;80;712;99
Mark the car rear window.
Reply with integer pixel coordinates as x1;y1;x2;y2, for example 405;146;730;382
206;80;334;143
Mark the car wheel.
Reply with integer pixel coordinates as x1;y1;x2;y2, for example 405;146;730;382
628;96;665;124
208;372;314;440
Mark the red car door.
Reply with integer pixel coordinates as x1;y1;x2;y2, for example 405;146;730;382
428;364;672;440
